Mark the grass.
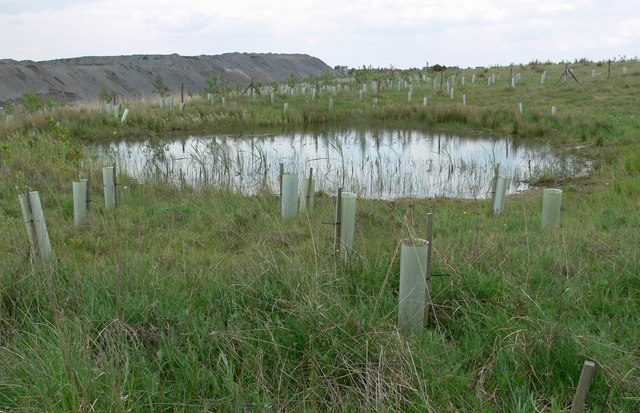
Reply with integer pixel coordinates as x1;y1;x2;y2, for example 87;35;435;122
0;60;639;411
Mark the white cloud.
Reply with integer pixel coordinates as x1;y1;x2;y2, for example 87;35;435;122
617;18;640;38
1;0;82;14
134;9;212;33
482;7;509;22
1;0;639;67
539;2;578;13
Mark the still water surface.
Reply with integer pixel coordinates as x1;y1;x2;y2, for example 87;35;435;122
98;129;586;199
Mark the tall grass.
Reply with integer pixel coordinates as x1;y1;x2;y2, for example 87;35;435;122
1;61;639;411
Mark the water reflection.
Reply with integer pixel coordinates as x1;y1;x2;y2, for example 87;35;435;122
97;130;587;199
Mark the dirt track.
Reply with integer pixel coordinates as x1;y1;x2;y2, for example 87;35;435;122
0;52;332;105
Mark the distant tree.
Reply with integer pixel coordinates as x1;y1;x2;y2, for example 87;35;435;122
44;97;60;111
99;88;116;104
204;74;229;96
354;65;373;85
287;73;299;89
319;72;335;86
3;101;15;115
153;74;170;97
19;92;44;113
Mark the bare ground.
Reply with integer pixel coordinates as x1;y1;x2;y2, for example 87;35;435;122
0;52;333;106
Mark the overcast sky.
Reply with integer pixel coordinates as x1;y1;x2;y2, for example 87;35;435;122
1;0;638;68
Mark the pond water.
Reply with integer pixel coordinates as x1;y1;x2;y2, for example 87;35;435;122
97;129;587;200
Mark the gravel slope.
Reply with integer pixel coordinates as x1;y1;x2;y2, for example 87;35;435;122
0;53;333;104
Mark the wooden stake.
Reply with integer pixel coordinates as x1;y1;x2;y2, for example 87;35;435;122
425;213;433;280
181;83;184;104
112;161;118;207
490;163;500;211
599;385;612;413
423;213;433;324
557;63;579;84
305;168;313;209
570;360;596;413
279;163;284;197
334;187;343;257
86;169;91;212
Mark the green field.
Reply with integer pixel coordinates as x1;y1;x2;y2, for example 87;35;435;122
1;60;639;412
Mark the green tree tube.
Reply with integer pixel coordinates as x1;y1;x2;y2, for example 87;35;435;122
103;167;116;209
281;173;298;220
493;176;508;215
28;191;52;259
120;108;129;124
398;238;429;334
18;194;36;254
339;192;357;258
299;177;315;214
542;188;562;229
73;180;88;226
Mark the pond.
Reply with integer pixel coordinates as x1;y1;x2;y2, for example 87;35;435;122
96;129;588;200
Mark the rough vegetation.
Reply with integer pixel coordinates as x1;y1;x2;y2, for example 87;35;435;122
0;58;638;412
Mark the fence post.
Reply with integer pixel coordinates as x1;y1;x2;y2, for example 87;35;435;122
570;361;596;413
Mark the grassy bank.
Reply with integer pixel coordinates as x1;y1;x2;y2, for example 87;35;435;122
0;61;639;411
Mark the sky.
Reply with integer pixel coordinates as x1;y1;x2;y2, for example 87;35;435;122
1;0;639;69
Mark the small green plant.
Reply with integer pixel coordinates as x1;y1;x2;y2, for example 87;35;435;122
286;73;299;89
354;65;372;85
47;117;83;168
99;88;116;104
4;102;15;115
153;74;170;97
0;143;9;169
623;150;640;175
19;91;44;113
319;72;335;87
